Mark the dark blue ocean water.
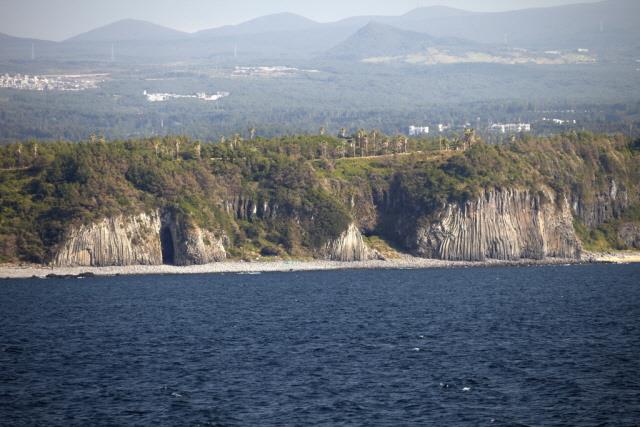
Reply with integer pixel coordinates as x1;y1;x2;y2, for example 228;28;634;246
1;264;639;426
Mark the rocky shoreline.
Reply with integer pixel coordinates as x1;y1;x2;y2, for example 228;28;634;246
2;253;638;280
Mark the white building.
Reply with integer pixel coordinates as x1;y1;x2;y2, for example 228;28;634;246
490;123;531;133
438;124;451;133
409;125;429;136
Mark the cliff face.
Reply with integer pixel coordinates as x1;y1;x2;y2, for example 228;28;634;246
162;211;227;266
572;179;630;228
618;223;640;249
54;210;226;267
413;188;581;261
54;212;162;267
224;195;278;221
323;223;379;261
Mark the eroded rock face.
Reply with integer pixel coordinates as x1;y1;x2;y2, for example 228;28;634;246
572;179;630;228
54;210;227;267
323;223;380;261
166;217;227;266
618;223;640;249
54;212;162;267
415;188;582;261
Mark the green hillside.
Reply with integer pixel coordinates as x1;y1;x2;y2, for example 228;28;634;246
1;132;638;263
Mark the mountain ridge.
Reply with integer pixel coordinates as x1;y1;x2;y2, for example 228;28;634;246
66;19;189;42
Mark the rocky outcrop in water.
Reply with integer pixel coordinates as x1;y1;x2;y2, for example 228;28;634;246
54;212;163;267
54;210;227;267
323;223;380;261
414;188;581;261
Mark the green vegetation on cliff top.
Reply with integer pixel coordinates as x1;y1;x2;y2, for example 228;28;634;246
0;131;638;263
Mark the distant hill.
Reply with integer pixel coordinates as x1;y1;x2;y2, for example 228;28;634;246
326;6;470;30
389;0;640;48
66;19;188;42
195;13;320;38
327;22;454;60
0;32;55;61
2;0;637;62
0;32;49;44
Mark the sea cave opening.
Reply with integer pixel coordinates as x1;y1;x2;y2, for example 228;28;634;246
160;227;175;265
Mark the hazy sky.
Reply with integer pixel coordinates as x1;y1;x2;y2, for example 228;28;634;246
0;0;602;41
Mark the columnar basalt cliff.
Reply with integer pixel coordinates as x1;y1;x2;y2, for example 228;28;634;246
413;189;582;261
54;210;227;267
161;211;227;266
54;213;163;267
323;223;380;261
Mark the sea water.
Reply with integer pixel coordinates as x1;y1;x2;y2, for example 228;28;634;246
1;264;639;425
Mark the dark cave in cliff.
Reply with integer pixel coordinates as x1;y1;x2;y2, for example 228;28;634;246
160;227;175;265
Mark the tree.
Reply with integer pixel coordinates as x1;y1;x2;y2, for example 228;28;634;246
371;130;378;155
463;128;478;150
16;143;23;166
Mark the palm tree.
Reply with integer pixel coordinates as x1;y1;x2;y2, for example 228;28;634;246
16;143;22;166
371;130;378;155
463;128;478;150
363;134;369;157
395;136;403;153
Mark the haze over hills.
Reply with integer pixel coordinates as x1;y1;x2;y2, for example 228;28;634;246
327;22;463;60
195;12;321;38
387;0;640;48
0;0;637;61
67;19;189;42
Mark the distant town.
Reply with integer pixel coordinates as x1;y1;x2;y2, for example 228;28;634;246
143;90;230;103
408;119;580;136
232;66;320;78
0;73;107;91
